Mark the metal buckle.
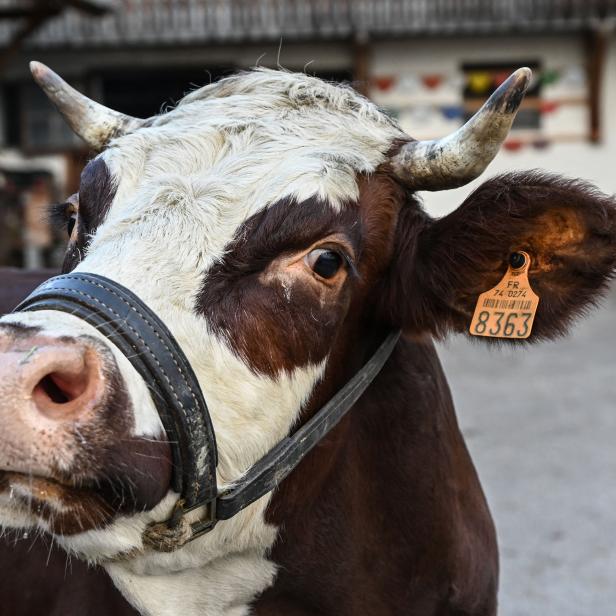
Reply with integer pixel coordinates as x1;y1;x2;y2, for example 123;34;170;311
184;498;218;540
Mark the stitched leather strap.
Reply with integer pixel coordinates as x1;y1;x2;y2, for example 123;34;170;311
14;273;400;550
14;273;218;510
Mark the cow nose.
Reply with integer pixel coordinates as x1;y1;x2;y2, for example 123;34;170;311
0;339;105;421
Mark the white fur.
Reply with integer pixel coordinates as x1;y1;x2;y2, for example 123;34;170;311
106;549;275;616
0;69;404;615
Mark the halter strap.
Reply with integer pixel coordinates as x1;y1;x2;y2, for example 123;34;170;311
14;273;218;511
15;273;400;550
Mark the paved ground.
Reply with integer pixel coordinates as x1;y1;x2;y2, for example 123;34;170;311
436;285;616;616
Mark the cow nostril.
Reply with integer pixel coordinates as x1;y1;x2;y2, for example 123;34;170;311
33;370;89;410
36;374;72;404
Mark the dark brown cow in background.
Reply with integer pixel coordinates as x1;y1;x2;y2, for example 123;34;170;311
0;536;136;616
0;269;56;315
0;62;614;616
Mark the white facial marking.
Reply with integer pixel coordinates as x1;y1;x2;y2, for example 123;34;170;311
0;69;404;615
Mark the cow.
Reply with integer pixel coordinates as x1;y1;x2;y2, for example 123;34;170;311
0;268;57;315
0;61;615;616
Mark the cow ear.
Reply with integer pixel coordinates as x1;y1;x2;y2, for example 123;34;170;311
385;171;616;341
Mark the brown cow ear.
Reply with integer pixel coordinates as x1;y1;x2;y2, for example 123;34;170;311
392;171;616;341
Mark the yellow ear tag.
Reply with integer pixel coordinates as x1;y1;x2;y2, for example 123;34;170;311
469;251;539;339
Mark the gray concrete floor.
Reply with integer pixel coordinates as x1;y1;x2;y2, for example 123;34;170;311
436;285;616;616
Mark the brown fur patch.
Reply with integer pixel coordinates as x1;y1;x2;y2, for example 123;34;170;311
196;170;407;377
256;338;498;616
520;208;586;272
0;535;138;615
196;196;362;375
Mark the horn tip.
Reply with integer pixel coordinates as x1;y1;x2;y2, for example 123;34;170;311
30;61;67;98
29;60;45;77
513;66;532;89
29;61;54;86
486;67;532;115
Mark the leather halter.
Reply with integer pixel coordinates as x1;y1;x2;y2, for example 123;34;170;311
14;273;400;551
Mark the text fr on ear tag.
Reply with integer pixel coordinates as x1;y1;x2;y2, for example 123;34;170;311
469;251;540;339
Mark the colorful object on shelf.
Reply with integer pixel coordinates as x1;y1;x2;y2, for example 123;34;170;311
532;138;551;150
539;100;560;114
374;75;396;92
467;71;492;95
503;139;524;152
493;71;511;87
440;105;464;120
421;74;444;90
540;68;560;86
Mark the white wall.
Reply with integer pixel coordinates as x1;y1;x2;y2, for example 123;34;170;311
371;34;616;216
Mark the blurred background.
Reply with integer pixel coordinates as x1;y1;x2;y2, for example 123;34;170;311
0;1;614;614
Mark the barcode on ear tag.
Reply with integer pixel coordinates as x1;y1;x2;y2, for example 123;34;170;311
469;251;539;339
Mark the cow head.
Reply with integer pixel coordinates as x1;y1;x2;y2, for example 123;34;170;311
0;63;615;610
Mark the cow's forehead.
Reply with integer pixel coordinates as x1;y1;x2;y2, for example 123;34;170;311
78;70;404;312
100;69;404;213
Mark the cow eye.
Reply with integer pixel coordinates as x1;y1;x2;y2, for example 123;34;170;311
67;213;77;238
305;248;344;279
48;193;79;240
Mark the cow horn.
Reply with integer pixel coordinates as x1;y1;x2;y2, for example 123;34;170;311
30;61;145;151
391;67;532;190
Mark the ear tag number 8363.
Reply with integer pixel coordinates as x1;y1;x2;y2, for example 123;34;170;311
469;251;539;339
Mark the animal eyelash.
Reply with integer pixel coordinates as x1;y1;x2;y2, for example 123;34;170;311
46;201;72;229
342;253;360;279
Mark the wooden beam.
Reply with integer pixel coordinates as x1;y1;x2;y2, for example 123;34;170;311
0;0;112;73
585;27;609;144
63;0;113;16
352;33;371;98
0;7;61;73
0;8;35;19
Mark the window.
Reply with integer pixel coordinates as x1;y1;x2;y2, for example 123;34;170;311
20;83;82;152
